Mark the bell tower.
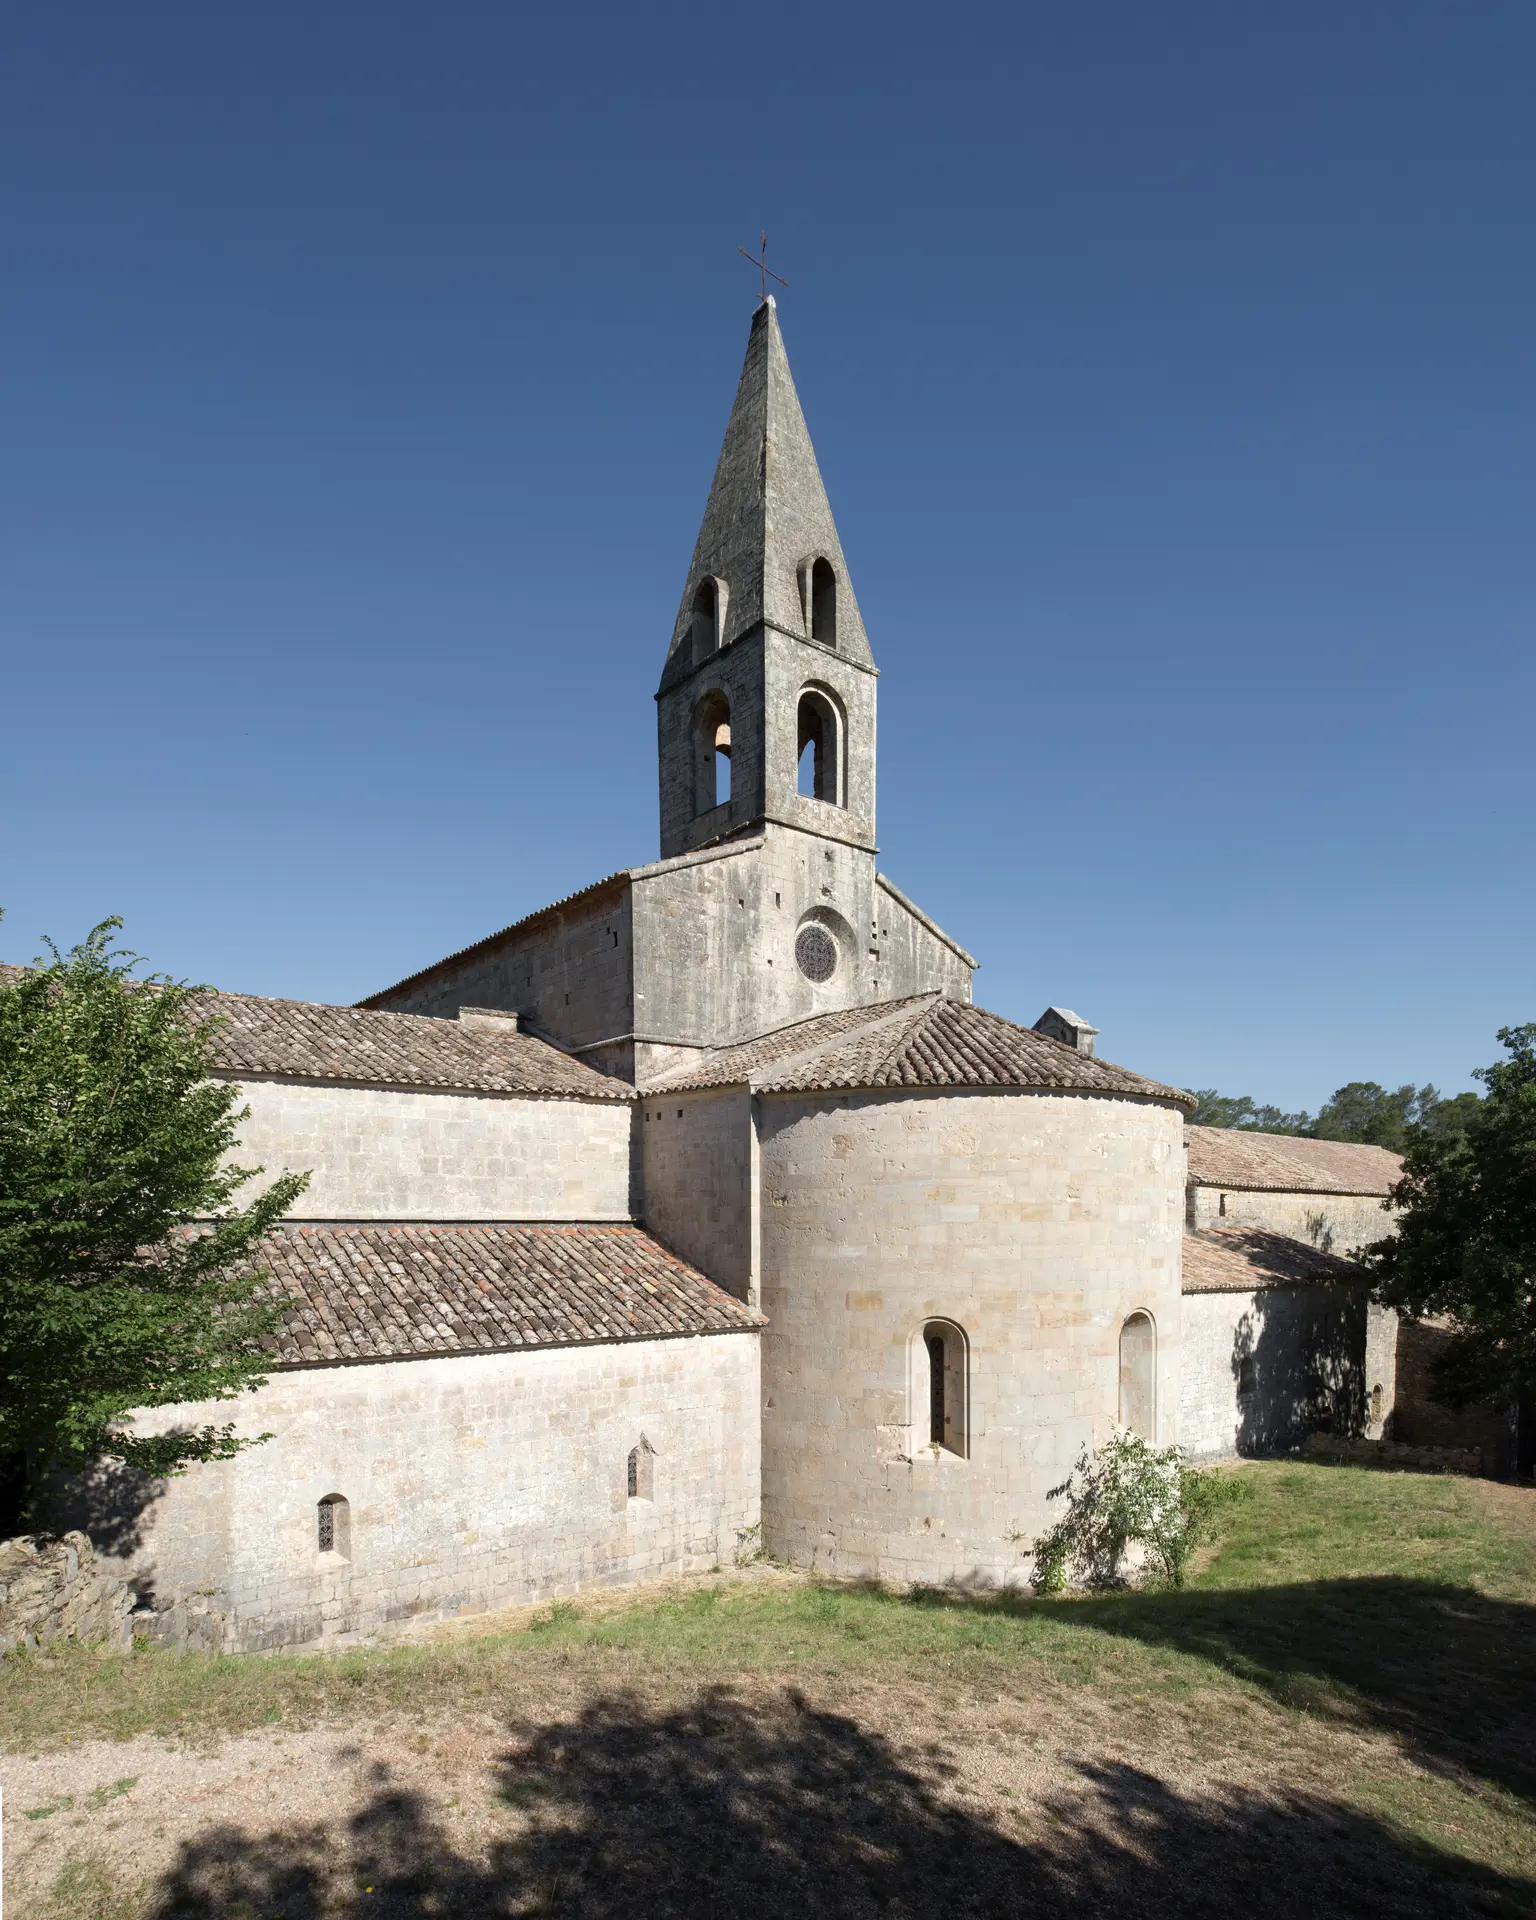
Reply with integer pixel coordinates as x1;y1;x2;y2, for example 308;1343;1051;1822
656;298;877;860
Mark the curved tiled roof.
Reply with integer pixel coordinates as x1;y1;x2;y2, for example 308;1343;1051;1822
1186;1126;1400;1195
1182;1226;1368;1293
208;1221;761;1366
651;994;1192;1105
192;991;633;1101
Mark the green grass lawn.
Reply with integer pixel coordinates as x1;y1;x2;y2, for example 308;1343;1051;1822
7;1462;1536;1918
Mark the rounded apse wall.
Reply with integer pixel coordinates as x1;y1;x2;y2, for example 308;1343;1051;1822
753;1084;1185;1586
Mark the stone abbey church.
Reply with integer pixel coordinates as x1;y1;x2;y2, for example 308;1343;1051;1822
69;300;1414;1651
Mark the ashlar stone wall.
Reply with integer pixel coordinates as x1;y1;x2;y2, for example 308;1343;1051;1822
1187;1185;1392;1257
754;1086;1186;1587
1179;1285;1396;1461
224;1080;634;1221
92;1332;760;1652
640;1086;756;1303
630;827;972;1071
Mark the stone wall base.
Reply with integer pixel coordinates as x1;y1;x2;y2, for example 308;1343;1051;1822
0;1532;134;1652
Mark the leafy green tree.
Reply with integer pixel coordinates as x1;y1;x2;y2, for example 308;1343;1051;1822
1364;1025;1536;1410
1313;1080;1430;1150
1184;1090;1312;1133
0;919;307;1519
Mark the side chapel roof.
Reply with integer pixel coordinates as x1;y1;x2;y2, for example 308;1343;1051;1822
1182;1225;1370;1294
204;1221;760;1367
649;993;1192;1105
1185;1126;1401;1195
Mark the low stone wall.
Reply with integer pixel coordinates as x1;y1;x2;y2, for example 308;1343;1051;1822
0;1532;134;1653
1304;1433;1484;1477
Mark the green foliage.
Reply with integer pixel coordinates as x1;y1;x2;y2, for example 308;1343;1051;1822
0;918;308;1510
1187;1079;1483;1150
1364;1024;1536;1409
1028;1431;1249;1594
1184;1090;1311;1133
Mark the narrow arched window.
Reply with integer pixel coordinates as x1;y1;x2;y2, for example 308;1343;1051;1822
1370;1382;1383;1424
317;1493;351;1559
1119;1314;1156;1439
1237;1354;1257;1398
690;578;721;664
693;690;732;815
919;1320;969;1458
627;1440;654;1502
796;687;843;805
810;557;837;646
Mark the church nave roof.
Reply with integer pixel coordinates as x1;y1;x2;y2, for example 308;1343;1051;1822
649;993;1192;1106
206;1220;760;1367
194;988;633;1101
1185;1126;1402;1195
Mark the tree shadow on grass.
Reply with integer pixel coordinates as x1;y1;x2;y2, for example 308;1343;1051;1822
149;1689;1531;1920
1073;1577;1536;1808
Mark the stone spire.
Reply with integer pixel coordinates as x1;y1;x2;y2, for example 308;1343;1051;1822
658;297;872;693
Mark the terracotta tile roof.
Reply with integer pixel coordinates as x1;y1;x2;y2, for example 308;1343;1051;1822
1186;1127;1401;1195
1182;1226;1368;1294
190;990;633;1101
1;965;629;1101
206;1221;762;1366
651;994;1193;1105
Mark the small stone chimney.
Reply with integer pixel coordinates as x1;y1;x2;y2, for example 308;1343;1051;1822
458;1006;522;1033
1033;1006;1099;1058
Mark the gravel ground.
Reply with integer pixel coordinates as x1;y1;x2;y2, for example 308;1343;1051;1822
5;1661;1517;1919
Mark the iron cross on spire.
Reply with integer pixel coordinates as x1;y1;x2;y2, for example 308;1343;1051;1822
738;232;788;302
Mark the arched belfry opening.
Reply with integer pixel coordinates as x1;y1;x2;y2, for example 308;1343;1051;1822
803;556;837;647
690;577;724;664
796;687;843;805
811;558;837;645
693;688;732;815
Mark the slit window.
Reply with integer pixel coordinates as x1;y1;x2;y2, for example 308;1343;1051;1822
317;1493;351;1559
810;557;837;646
920;1320;968;1457
1237;1354;1257;1398
689;577;723;663
627;1440;654;1502
1119;1314;1156;1438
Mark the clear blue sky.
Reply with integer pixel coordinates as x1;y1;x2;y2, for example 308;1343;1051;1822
3;3;1531;1109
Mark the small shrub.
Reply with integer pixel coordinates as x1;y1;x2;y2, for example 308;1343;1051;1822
1027;1431;1248;1594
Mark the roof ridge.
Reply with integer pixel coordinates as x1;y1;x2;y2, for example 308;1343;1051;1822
750;995;942;1092
863;992;954;1087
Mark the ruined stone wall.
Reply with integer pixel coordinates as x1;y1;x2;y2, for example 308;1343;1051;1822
1187;1185;1392;1257
225;1080;634;1221
0;1532;133;1653
84;1332;760;1653
754;1086;1185;1587
1391;1317;1513;1469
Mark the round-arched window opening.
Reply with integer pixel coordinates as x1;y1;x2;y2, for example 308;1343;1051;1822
795;924;838;982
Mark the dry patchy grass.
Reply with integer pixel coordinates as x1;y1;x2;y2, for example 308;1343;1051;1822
5;1463;1535;1918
